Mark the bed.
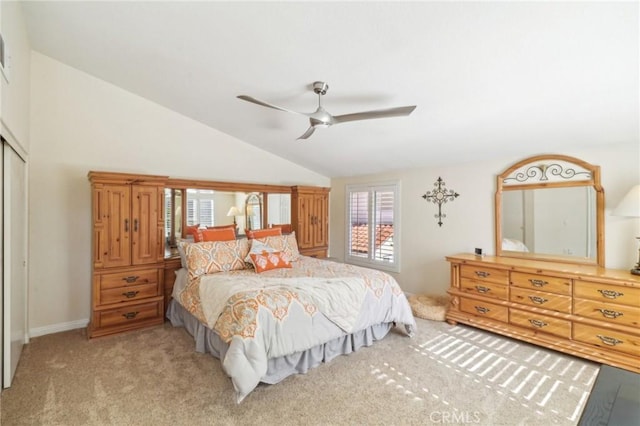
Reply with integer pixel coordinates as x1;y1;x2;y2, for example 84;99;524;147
166;233;416;403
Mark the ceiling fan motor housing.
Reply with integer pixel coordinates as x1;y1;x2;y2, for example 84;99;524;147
313;81;329;95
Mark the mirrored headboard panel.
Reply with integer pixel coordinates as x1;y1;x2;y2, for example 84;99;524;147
165;178;292;248
495;154;604;266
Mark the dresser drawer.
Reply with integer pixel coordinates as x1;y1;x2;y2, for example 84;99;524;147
510;272;571;295
573;323;640;357
574;280;640;307
93;300;163;329
459;297;508;322
573;299;640;328
100;268;159;289
460;278;508;301
460;265;509;286
510;287;571;313
509;308;571;339
99;281;161;305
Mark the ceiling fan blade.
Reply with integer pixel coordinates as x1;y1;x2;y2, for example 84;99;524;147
296;126;316;140
237;95;307;116
332;105;416;124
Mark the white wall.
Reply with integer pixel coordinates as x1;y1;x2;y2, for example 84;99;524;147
330;142;640;295
28;52;329;335
1;1;30;154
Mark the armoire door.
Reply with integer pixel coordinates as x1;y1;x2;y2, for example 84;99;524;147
131;185;159;265
3;141;27;388
102;184;131;268
312;194;329;247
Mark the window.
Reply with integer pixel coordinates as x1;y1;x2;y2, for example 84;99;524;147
345;181;400;272
186;189;215;227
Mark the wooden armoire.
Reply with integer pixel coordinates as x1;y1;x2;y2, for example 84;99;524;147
87;171;167;338
291;186;330;258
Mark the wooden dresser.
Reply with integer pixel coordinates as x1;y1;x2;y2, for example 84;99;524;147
446;254;640;373
291;186;330;258
88;172;168;338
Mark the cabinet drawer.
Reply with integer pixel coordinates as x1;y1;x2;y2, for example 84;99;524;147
99;281;161;305
510;272;571;295
573;299;640;328
460;278;508;301
300;248;327;258
574;280;640;307
459;297;508;322
94;300;163;329
509;308;571;339
460;265;509;286
510;287;571;313
100;268;158;289
573;323;640;357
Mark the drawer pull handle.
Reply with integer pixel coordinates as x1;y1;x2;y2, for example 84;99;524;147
528;279;548;287
475;286;491;293
122;276;139;283
122;311;139;320
596;335;623;346
529;319;548;328
597;309;623;319
474;271;490;278
597;289;624;299
528;296;548;305
122;291;139;299
474;306;490;314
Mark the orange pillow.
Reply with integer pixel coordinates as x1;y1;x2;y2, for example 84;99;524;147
201;228;236;242
186;224;202;241
246;228;282;239
249;251;292;273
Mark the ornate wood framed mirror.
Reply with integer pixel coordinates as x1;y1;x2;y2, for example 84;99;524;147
495;154;605;267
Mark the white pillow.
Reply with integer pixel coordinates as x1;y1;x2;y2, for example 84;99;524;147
502;238;529;252
245;239;276;264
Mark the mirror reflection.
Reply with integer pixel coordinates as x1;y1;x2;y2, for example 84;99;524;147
495;154;604;266
501;187;597;259
245;193;262;231
165;185;292;249
164;188;182;248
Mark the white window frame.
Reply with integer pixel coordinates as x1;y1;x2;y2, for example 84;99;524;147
344;181;400;273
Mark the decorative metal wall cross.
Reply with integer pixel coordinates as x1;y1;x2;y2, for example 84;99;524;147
422;177;460;226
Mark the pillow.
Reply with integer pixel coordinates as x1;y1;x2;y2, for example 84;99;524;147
184;239;250;279
246;228;282;239
177;241;189;268
254;232;300;261
186;224;203;242
201;228;236;242
245;239;276;263
249;251;293;273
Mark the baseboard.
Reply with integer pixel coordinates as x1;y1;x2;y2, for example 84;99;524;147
29;319;89;338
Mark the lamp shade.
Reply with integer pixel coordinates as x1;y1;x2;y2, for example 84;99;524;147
612;184;640;217
227;206;242;217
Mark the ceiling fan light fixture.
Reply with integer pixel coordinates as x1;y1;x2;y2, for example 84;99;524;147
237;81;416;140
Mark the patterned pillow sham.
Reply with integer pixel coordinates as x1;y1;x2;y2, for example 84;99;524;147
254;232;300;261
183;239;250;279
249;251;292;273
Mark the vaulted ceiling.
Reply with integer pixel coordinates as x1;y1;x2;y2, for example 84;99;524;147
21;1;638;177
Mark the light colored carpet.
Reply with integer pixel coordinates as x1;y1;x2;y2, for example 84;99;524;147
0;318;598;425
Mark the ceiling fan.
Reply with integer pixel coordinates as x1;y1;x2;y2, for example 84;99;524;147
237;81;417;140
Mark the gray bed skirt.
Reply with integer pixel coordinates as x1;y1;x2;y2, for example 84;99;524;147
166;299;393;385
